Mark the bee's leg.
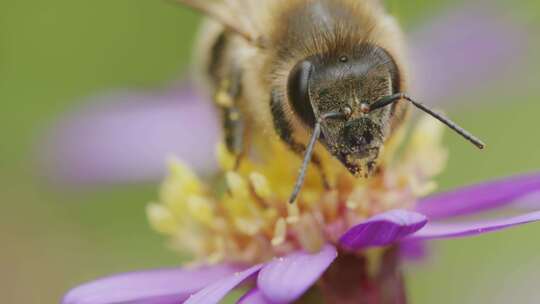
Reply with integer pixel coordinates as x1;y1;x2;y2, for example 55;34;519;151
214;70;246;169
270;90;330;189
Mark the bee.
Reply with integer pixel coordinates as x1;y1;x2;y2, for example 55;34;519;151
172;0;485;203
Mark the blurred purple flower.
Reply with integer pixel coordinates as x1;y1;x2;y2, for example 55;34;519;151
63;172;540;304
39;86;219;185
410;3;529;102
39;2;529;186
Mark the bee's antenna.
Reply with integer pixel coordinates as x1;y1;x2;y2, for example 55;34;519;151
369;93;486;149
289;112;344;204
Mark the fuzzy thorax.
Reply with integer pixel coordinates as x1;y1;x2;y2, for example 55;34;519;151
147;116;447;265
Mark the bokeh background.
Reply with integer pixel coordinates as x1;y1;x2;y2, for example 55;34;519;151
2;0;540;303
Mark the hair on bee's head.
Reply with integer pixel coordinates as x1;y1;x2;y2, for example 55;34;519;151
287;43;401;124
286;44;403;203
286;44;485;204
286;43;402;174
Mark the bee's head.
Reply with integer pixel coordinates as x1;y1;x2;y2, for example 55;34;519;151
287;44;401;176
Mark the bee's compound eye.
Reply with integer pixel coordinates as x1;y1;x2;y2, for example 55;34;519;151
287;60;316;127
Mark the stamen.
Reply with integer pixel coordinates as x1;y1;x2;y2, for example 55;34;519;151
287;203;300;224
226;172;250;198
249;173;271;199
149;115;448;264
234;218;262;236
271;218;287;246
147;203;178;234
187;196;215;226
217;143;236;170
346;199;359;210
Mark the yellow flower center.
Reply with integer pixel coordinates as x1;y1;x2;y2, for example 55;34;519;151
147;116;447;265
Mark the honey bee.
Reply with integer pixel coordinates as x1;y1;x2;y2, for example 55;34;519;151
172;0;485;202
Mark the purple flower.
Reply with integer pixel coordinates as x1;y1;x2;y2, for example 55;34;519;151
38;2;529;186
409;2;529;102
39;85;219;185
56;2;538;303
62;172;540;304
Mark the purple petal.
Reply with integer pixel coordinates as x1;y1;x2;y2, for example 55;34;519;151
410;2;528;103
185;264;263;304
399;241;429;262
257;245;337;304
416;172;540;220
339;210;427;250
407;210;540;241
39;85;219;186
511;190;540;211
61;265;240;304
237;288;272;304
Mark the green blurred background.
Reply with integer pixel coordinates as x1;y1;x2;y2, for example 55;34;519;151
1;0;540;303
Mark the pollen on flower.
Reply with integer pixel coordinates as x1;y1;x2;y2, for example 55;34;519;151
217;142;237;171
249;173;271;199
147;203;177;235
286;203;300;224
226;172;250;198
186;196;215;227
271;218;287;246
147;116;447;265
